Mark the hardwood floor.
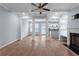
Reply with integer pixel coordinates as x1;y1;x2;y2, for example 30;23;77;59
0;36;77;56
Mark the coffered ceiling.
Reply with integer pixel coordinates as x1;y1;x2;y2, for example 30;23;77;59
0;3;79;18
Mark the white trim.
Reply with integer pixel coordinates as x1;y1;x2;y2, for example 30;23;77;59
64;45;78;55
0;39;19;49
21;34;29;40
0;4;9;11
32;18;35;40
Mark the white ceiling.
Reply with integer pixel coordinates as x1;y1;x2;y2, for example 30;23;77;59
0;3;79;18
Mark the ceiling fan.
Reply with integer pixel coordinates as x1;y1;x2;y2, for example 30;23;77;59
31;3;50;14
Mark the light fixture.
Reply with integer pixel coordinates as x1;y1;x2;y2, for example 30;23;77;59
22;16;30;19
50;16;59;19
22;12;26;16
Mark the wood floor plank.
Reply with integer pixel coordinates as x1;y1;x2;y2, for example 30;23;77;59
0;36;77;56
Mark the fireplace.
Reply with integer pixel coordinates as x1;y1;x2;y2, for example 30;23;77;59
70;33;79;54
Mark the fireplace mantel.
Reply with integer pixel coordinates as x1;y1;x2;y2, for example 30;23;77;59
69;28;79;34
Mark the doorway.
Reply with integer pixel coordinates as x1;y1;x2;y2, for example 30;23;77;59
28;18;48;39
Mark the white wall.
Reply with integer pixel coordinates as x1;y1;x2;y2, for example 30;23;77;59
68;8;79;33
0;8;20;48
67;6;79;45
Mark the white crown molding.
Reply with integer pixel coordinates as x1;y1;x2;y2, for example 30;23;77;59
0;3;10;11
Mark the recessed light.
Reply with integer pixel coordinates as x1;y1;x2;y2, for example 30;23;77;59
22;12;26;16
21;16;30;19
50;16;59;19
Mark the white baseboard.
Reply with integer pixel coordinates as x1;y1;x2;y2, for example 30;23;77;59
0;35;29;49
21;34;29;40
0;39;19;49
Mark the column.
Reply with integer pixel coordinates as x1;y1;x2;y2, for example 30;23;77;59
39;22;41;36
46;18;48;39
32;18;35;40
58;18;61;40
28;22;30;36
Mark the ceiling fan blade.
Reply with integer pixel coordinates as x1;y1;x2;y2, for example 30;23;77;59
31;3;38;7
39;3;41;6
41;3;48;8
38;3;42;8
31;8;39;12
43;8;50;11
